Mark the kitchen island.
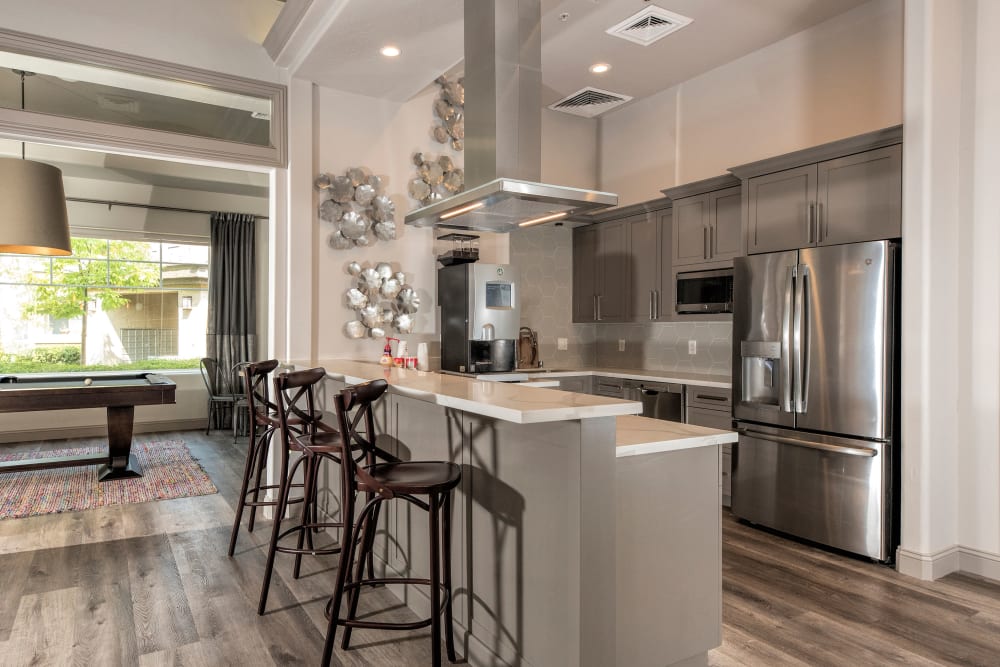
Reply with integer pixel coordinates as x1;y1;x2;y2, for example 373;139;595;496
301;361;735;667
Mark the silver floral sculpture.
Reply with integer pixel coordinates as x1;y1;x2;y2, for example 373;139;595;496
316;167;396;249
432;75;464;151
408;152;465;208
343;261;421;339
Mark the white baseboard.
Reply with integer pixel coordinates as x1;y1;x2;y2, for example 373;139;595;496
897;544;1000;582
0;419;206;444
958;546;1000;581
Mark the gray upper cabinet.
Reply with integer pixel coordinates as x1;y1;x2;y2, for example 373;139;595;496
733;126;904;254
664;176;744;271
628;213;659;322
746;165;816;253
709;187;743;263
672;197;709;267
574;200;672;324
816;145;902;246
572;219;629;323
598;220;629;322
572;225;600;322
627;208;673;322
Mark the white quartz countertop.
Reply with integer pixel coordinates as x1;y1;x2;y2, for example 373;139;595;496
615;415;737;457
305;360;643;424
512;367;732;389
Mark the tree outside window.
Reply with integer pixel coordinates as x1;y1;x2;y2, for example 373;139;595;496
0;238;208;372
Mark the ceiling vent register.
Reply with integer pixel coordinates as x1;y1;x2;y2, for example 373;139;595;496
606;5;693;46
548;87;633;118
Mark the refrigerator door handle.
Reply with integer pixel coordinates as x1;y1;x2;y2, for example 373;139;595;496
740;429;878;458
781;265;795;412
798;265;811;413
792;263;806;413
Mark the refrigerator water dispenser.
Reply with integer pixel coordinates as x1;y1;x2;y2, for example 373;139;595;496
740;341;782;407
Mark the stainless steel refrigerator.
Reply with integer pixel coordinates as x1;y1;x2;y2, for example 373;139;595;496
731;240;899;561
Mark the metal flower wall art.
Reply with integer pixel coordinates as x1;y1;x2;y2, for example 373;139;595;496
407;153;465;208
315;167;396;249
432;75;464;151
343;261;421;339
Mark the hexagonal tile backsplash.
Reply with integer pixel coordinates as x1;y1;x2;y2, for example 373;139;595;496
511;225;731;375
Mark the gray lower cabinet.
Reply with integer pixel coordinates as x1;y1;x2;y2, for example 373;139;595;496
745;144;902;254
594;375;627;398
686;385;734;507
557;375;593;394
572;220;628;323
672;186;744;269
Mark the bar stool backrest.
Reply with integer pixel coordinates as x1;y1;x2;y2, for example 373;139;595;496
273;367;328;443
243;359;279;422
333;379;390;497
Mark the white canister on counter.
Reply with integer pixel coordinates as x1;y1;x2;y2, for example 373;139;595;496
416;342;429;371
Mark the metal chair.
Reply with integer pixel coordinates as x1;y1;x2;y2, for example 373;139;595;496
200;357;238;434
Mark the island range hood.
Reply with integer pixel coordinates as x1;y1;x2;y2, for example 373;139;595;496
404;0;617;233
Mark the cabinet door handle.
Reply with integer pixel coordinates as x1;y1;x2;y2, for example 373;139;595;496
654;290;660;320
703;227;709;259
649;290;654;320
819;202;827;243
593;295;597;322
597;294;603;321
806;203;815;244
695;394;728;402
709;225;714;259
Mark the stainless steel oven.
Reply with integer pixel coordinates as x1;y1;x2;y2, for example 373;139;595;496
675;268;734;314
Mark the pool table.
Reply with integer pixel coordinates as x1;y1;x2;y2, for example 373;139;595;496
0;372;177;481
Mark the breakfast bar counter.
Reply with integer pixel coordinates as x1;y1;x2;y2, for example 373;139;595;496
298;360;731;667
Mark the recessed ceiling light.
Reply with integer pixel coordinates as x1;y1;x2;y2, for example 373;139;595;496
380;45;401;58
589;63;611;74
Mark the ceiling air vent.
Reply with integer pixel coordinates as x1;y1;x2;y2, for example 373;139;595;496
548;87;633;118
606;5;693;46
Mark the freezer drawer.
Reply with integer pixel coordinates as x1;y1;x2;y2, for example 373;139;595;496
731;424;892;561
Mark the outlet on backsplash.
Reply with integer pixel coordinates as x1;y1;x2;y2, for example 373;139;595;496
557;337;568;351
688;340;697;355
618;339;626;352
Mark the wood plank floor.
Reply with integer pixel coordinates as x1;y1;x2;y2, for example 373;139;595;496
1;431;999;665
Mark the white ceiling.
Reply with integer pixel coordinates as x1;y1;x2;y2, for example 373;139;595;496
291;0;872;105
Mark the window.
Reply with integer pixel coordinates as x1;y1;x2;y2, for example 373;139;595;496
0;237;208;372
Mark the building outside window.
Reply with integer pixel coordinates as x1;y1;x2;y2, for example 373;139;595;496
0;237;208;372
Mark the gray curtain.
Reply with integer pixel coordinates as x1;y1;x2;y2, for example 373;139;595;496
207;212;257;379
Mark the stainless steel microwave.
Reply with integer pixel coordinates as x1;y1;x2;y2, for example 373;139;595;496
676;268;734;314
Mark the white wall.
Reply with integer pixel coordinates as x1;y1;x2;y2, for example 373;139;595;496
898;0;1000;581
0;0;282;82
299;84;599;366
600;0;904;205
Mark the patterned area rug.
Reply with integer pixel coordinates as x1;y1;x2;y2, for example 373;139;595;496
0;440;218;520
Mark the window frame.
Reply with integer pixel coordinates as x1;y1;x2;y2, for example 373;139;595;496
0;27;286;168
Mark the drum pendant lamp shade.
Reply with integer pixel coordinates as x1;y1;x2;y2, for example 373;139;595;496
0;157;72;256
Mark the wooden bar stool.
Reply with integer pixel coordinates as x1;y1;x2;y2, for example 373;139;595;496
321;379;461;667
227;360;305;557
257;366;346;615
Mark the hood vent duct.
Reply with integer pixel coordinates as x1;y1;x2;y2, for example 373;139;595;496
404;0;617;233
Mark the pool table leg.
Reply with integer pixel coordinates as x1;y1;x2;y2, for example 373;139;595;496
98;405;143;482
